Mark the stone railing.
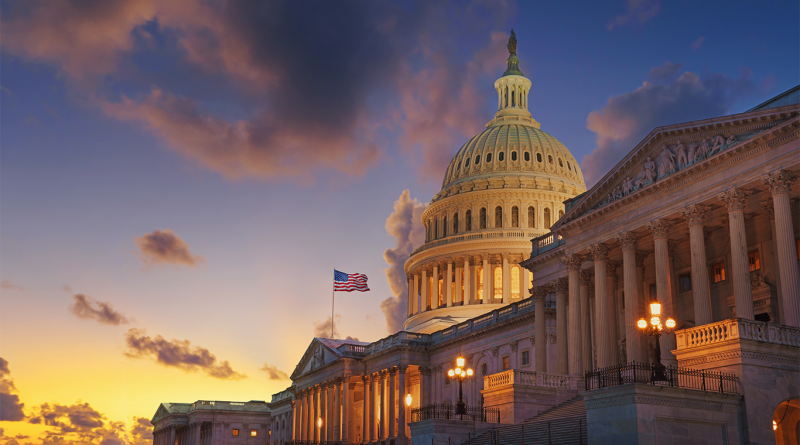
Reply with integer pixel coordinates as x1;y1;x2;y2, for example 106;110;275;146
338;344;368;356
675;318;800;350
483;369;570;390
530;232;564;257
190;400;269;412
410;229;539;256
271;390;294;403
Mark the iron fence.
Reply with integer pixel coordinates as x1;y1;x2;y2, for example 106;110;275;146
462;416;587;445
585;361;738;394
411;403;500;423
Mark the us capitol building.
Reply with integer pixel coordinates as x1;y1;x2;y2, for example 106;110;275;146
150;33;800;445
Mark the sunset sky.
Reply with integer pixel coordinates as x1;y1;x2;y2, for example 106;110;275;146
1;1;797;444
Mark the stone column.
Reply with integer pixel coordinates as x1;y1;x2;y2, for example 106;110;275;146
646;218;677;365
333;379;341;441
292;397;298;441
763;168;800;326
362;376;370;444
388;368;396;439
301;391;307;441
718;187;755;320
407;277;413;317
520;264;528;300
533;287;547;372
445;259;453;307
169;426;176;445
313;386;320;442
635;252;648;361
562;254;583;376
481;253;490;303
455;262;462;305
342;375;351;444
606;261;620;365
378;371;386;441
589;243;611;368
328;382;335;441
433;263;441;308
763;200;784;321
322;383;329;442
616;231;643;363
680;204;713;325
462;255;471;305
413;273;419;314
397;366;408;444
420;367;431;406
502;254;511;304
579;270;593;372
420;268;428;312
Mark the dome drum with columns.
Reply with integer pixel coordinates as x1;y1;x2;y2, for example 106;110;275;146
404;33;587;333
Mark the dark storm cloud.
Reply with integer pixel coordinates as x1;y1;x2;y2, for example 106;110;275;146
0;358;25;422
123;328;247;380
1;0;514;182
259;364;289;381
581;62;775;186
381;190;427;334
134;229;204;268
69;294;130;326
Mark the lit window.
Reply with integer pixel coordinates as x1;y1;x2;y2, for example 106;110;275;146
559;209;564;219
251;430;258;437
428;276;433;309
438;278;443;307
544;208;551;229
494;266;503;299
522;350;530;366
748;251;760;271
528;206;535;228
477;266;484;300
232;429;240;437
502;356;510;370
713;263;726;283
511;266;520;299
679;274;692;293
451;280;455;304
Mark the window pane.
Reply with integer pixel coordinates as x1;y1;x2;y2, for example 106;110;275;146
511;266;520;298
748;251;760;271
477;266;483;300
494;266;502;299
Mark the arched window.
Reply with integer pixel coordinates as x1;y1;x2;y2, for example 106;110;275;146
511;206;519;227
493;266;502;299
486;153;492;163
505;86;508;107
511;266;520;299
511;151;517;161
457;161;461;171
438;277;443;307
475;155;481;164
465;157;470;167
548;155;553;164
480;208;487;229
544;208;551;229
434;217;439;239
477;266;484;300
495;206;503;228
426;222;430;241
524;152;530;162
528;206;535;228
559;158;564;167
536;153;542;163
511;87;515;106
443;216;448;237
559;209;564;218
498;152;505;162
466;209;472;231
453;213;459;234
481;363;488;376
567;161;572;171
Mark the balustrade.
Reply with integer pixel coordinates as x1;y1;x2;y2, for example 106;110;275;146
482;369;569;390
676;318;800;349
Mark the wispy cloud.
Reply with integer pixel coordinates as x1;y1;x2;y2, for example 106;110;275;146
259;364;289;381
0;281;25;293
607;0;661;30
134;229;204;268
123;328;247;380
69;294;130;326
690;36;705;51
312;316;358;341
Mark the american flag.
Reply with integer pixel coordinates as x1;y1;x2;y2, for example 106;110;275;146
334;270;370;292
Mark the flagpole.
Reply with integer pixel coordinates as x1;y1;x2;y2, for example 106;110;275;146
332;268;335;339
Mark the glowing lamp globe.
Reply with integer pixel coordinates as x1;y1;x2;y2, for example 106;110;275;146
405;394;412;407
317;418;322;428
455;368;462;375
448;369;455;377
456;357;465;367
637;319;647;329
651;316;660;326
466;368;473;376
665;318;676;329
650;302;662;316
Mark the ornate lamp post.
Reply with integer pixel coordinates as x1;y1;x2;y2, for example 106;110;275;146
447;356;473;415
637;301;676;380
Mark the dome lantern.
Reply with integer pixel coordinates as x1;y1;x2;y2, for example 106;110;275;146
489;30;537;129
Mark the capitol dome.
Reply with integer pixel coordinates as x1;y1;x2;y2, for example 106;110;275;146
403;31;586;333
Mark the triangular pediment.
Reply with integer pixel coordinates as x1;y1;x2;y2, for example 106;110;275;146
151;403;171;423
289;338;339;381
555;103;799;230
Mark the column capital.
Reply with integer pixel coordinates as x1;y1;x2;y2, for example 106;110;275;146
588;243;609;261
646;218;671;239
717;187;752;211
480;252;490;261
461;254;471;263
320;382;328;389
532;286;548;301
561;253;585;271
398;364;409;374
762;167;797;195
579;269;594;285
550;277;568;293
510;340;519;352
445;257;453;265
681;203;709;226
419;366;431;376
388;367;398;376
615;231;639;251
361;374;371;384
761;200;775;220
501;252;509;261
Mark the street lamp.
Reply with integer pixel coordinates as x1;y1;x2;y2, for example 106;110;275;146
405;393;412;407
637;301;676;380
447;356;473;415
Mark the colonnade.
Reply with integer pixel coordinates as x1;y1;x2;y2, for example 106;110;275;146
408;254;529;316
360;366;409;445
294;375;350;444
270;412;291;445
528;168;800;374
154;423;211;445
